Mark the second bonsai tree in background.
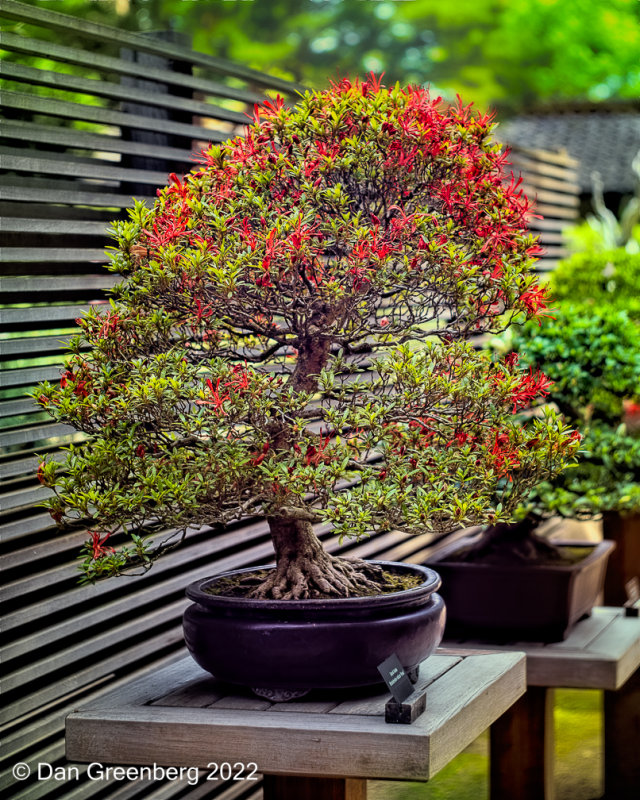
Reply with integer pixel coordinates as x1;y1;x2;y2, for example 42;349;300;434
511;306;640;524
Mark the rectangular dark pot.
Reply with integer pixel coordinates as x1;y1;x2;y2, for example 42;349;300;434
427;537;615;642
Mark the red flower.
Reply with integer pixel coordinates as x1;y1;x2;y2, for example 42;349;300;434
196;378;229;415
89;531;114;560
510;368;553;412
250;442;270;466
520;286;554;322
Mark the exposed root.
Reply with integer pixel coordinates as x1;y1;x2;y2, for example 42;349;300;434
248;515;388;600
249;553;385;600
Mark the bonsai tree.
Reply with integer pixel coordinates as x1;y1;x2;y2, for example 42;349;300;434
510;305;640;522
36;76;579;598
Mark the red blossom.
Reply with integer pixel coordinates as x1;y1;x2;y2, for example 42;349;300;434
89;531;114;560
224;364;252;394
521;285;554;322
194;298;214;322
510;368;553;412
304;434;332;466
196;378;229;415
489;431;521;476
250;442;270;466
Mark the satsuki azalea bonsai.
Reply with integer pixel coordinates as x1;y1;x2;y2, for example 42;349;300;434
36;76;579;601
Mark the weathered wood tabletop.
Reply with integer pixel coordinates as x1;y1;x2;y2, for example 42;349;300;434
442;607;640;800
66;650;525;800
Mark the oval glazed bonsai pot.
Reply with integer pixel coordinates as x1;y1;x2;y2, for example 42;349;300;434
183;560;446;693
427;537;615;642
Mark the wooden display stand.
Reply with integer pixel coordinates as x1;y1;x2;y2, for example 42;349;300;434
66;650;526;799
442;607;640;800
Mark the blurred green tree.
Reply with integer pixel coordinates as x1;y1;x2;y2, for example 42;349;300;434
9;0;640;112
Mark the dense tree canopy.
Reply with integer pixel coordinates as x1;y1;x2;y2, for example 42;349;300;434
38;78;578;595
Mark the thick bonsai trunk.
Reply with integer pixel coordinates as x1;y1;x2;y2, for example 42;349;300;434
456;517;564;565
250;517;384;600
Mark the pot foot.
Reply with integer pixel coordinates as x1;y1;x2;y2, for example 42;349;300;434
252;687;310;702
408;665;420;684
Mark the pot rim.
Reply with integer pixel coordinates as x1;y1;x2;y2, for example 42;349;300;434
185;560;441;613
430;538;616;572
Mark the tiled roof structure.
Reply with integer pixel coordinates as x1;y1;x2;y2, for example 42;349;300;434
499;106;640;194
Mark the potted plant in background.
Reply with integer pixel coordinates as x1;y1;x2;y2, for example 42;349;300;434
35;76;578;694
428;306;638;640
510;305;640;607
546;249;640;603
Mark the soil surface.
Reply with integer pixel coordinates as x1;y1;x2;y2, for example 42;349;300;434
204;566;424;599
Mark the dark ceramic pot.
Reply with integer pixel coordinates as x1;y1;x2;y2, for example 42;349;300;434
428;536;615;642
183;560;445;695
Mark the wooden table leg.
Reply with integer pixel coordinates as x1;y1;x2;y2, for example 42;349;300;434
604;667;640;799
263;775;367;800
489;687;555;800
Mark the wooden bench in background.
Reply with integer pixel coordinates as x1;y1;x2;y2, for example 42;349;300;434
442;607;640;800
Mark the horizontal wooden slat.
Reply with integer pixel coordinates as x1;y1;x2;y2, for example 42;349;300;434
527;188;579;208
0;397;43;419
3;600;188;694
0;120;195;162
1;624;184;724
0;184;137;208
1;337;75;360
0;220;112;237
0;513;56;546
1;249;108;264
1;276;116;293
511;145;579;169
0;305;96;327
519;173;581;194
1;91;227;143
0;0;303;94
0;366;65;388
1;485;54;513
1;61;249;125
0;452;62;481
0;31;265;105
527;202;578;220
0;423;73;449
0;653;181;760
511;155;577;182
1;146;171;185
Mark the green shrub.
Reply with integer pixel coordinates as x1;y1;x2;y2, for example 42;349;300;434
549;249;640;322
511;306;640;519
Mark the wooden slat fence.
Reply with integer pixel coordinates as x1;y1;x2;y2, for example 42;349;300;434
1;4;582;799
0;4;456;800
507;145;580;273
